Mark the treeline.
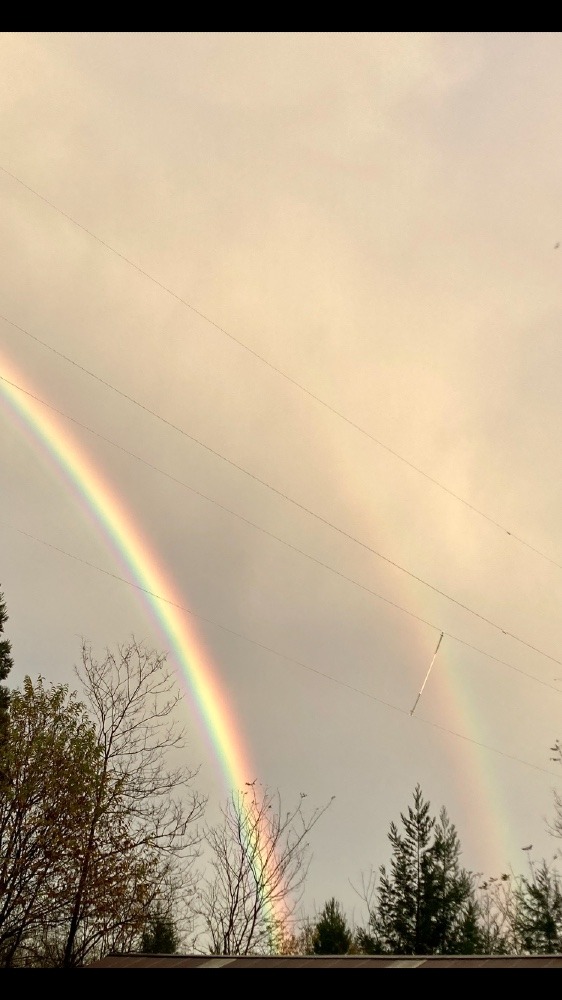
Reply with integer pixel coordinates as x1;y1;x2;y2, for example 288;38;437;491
1;586;562;965
0;587;329;965
291;785;562;957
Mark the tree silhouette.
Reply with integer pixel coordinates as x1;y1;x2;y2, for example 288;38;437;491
312;898;352;954
362;785;483;954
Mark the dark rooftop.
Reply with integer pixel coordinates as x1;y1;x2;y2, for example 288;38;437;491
84;952;562;968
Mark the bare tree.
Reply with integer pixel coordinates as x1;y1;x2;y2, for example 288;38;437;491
59;639;206;967
194;784;333;955
547;740;562;847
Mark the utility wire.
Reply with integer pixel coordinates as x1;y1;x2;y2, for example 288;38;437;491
2;516;560;781
2;315;561;668
1;370;560;692
2;163;562;574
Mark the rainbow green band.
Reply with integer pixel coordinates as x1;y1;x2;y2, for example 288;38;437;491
1;352;284;940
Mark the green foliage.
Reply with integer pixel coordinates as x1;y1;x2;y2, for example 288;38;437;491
312;898;352;955
371;784;436;954
363;785;483;955
0;677;102;967
424;808;485;954
0;641;204;967
515;861;562;954
141;906;179;954
354;927;377;954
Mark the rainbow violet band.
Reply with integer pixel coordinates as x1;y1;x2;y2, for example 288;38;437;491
1;350;286;939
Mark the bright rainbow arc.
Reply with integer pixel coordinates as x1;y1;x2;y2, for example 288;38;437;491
3;350;527;899
0;351;287;941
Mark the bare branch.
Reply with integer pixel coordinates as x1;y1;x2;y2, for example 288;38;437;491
194;785;333;954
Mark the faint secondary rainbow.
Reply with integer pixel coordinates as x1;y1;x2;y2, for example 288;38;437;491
412;636;509;872
0;351;287;939
404;622;540;880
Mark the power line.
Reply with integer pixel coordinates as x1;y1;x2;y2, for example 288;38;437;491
2;315;561;668
3;516;560;781
1;370;559;693
2;162;561;575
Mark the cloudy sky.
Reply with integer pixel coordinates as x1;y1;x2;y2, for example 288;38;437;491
2;31;562;926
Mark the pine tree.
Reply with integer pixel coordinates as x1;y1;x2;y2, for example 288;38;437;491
371;784;435;953
515;860;562;954
424;807;483;954
312;898;352;954
141;906;179;954
367;786;483;955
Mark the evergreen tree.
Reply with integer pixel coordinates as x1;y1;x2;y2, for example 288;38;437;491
366;786;483;955
312;898;352;955
354;927;377;954
515;860;562;954
141;906;179;954
425;807;483;954
371;784;435;953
